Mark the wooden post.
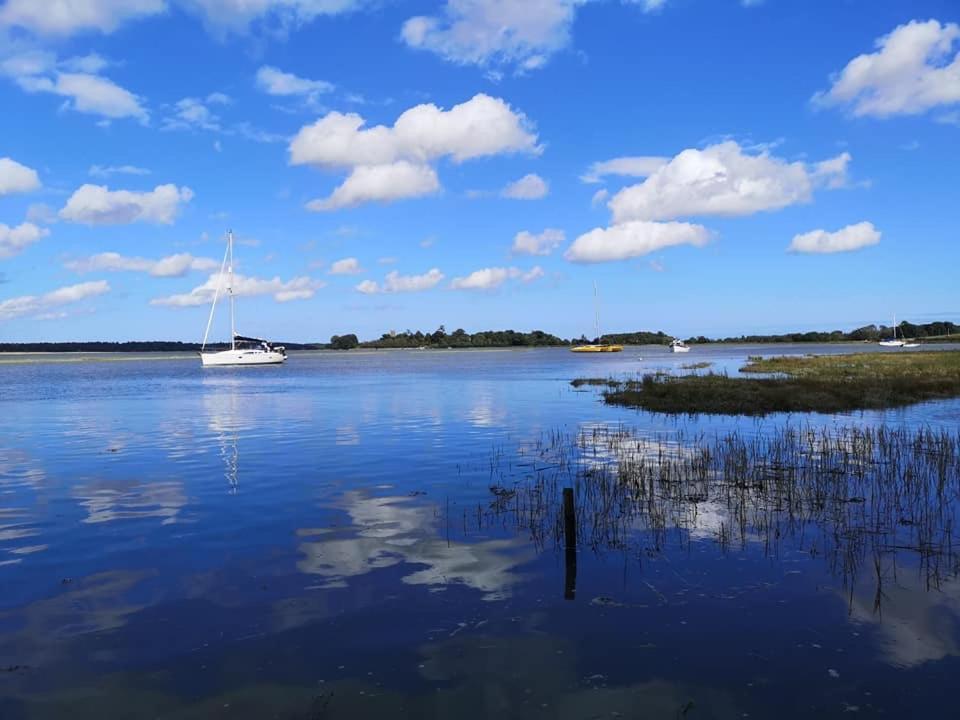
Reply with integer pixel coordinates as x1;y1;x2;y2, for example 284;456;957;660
563;487;577;600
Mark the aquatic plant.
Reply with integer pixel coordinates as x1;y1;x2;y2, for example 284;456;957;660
478;424;960;606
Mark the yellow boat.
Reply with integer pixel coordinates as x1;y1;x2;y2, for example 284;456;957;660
570;282;622;353
571;343;623;353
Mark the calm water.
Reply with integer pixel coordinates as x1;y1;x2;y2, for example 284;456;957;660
1;345;958;719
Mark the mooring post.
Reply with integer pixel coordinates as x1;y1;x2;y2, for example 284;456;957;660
563;487;577;600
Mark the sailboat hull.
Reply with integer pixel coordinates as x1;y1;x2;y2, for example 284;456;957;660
670;345;691;353
570;344;623;353
200;349;286;366
878;340;905;348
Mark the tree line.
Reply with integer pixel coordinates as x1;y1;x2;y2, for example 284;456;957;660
2;321;956;353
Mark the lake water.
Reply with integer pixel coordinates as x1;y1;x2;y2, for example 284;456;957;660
1;344;958;718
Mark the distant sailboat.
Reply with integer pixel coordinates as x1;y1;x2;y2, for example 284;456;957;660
669;338;691;353
571;282;623;353
878;314;906;348
200;231;287;366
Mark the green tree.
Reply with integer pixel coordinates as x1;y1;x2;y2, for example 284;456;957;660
330;334;359;350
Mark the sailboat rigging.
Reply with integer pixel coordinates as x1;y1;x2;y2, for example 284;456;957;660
199;230;287;366
878;314;906;348
570;282;623;353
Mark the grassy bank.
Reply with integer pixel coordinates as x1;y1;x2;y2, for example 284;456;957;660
575;350;960;415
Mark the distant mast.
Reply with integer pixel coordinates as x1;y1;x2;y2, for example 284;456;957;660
593;281;601;343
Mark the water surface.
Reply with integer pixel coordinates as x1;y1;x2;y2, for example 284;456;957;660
1;345;958;718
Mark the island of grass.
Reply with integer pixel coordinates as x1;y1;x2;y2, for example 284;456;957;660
573;350;960;415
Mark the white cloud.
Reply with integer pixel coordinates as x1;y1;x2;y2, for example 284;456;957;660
182;0;370;35
501;173;548;199
788;221;881;254
580;155;669;183
290;93;539;168
450;265;545;290
60;183;194;225
0;0;165;35
0;222;49;259
255;65;333;104
450;266;518;290
151;271;323;306
89;164;151;178
292;93;538;210
814;19;960;118
26;203;57;224
1;53;148;123
0;157;41;195
164;96;221;131
307;161;439;211
61;53;111;73
608;141;849;223
355;268;444;294
564;220;710;263
0;280;109;322
511;228;564;256
401;0;577;71
65;252;218;276
328;257;363;275
591;188;609;207
521;265;544;282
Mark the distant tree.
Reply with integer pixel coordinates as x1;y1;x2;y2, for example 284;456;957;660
330;334;359;350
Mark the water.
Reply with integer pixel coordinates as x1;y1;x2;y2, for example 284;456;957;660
1;345;958;718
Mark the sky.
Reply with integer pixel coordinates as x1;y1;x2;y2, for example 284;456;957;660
0;0;958;343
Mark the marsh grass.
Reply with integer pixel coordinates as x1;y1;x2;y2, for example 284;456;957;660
578;350;960;415
479;424;960;602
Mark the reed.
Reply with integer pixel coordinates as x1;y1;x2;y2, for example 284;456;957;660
477;424;960;604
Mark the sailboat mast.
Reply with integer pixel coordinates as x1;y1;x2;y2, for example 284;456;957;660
228;230;236;350
593;281;600;342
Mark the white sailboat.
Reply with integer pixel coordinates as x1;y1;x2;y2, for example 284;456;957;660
878;314;905;348
200;231;287;367
669;338;691;353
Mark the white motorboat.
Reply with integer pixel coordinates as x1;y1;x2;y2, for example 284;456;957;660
669;338;691;353
200;231;286;367
878;314;905;348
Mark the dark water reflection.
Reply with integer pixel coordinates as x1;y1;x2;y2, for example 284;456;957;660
1;346;959;718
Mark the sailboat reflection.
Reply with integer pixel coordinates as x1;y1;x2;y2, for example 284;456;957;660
203;379;253;494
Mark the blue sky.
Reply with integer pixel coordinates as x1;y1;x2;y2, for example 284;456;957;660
0;0;958;342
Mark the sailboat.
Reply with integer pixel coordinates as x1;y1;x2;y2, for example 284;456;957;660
570;282;623;353
878;314;905;348
199;231;287;366
669;338;691;353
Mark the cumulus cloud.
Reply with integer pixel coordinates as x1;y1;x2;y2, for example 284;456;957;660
450;265;543;290
608;141;850;223
65;252;218;276
0;280;110;322
565;220;710;263
89;164;151;178
255;65;333;104
290;94;539;168
328;257;364;275
0;222;49;259
0;157;41;195
501;173;548;199
580;155;669;183
511;228;564;256
788;221;881;254
0;0;165;35
355;268;444;294
163;95;225;131
151;272;323;306
814;19;960;118
307;161;439;211
292;93;538;210
1;51;148;123
59;183;194;225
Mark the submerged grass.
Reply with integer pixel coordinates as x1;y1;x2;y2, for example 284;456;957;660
576;350;960;415
480;424;960;601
